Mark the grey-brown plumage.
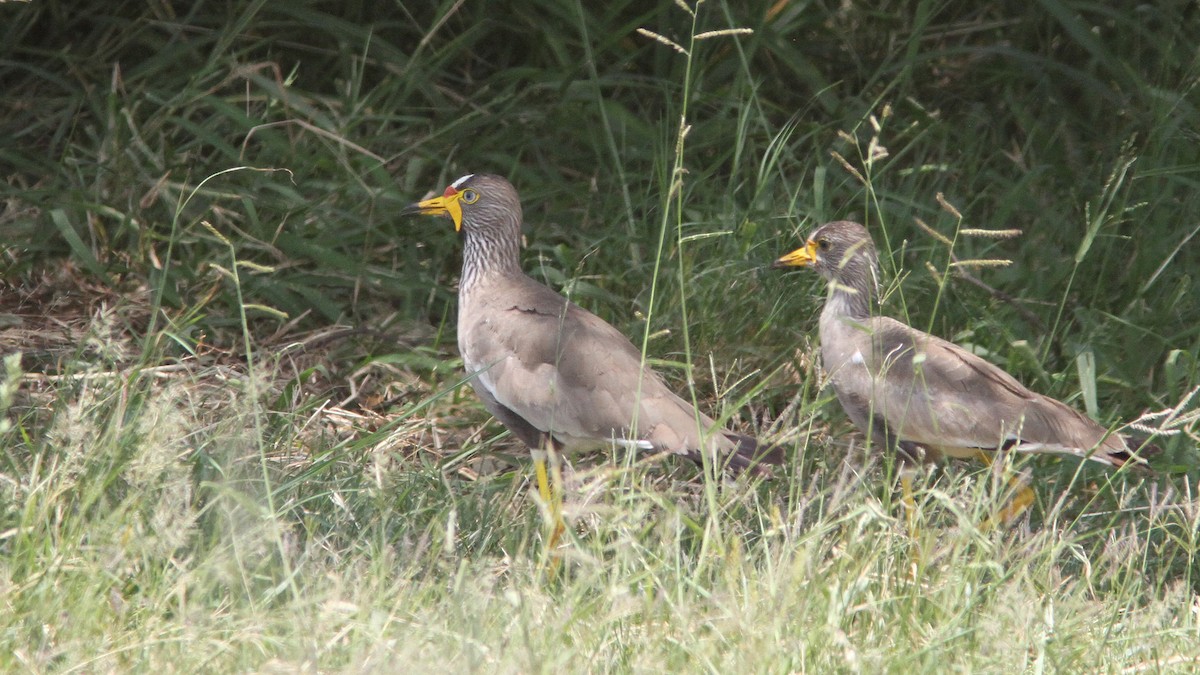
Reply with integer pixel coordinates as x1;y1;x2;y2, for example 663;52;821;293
404;173;777;474
774;220;1152;469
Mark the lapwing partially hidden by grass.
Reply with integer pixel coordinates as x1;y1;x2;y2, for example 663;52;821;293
403;173;780;565
774;220;1157;530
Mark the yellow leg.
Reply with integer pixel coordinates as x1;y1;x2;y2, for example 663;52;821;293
992;481;1035;525
533;448;554;506
900;469;919;539
899;469;928;578
974;450;1034;530
531;448;565;574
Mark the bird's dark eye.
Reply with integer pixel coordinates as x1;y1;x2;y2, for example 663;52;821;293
817;238;831;250
461;189;479;204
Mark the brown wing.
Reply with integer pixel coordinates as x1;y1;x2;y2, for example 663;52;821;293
830;316;1133;465
458;276;760;467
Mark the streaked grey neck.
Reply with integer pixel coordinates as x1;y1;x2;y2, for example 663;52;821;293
824;262;876;321
460;216;523;293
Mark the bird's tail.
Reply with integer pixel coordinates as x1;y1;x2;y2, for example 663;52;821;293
705;432;785;476
1100;434;1162;469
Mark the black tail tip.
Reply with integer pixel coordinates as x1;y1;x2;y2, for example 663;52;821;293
1115;436;1164;470
723;433;786;476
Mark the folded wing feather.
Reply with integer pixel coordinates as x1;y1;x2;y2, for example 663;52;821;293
828;315;1134;464
459;276;730;457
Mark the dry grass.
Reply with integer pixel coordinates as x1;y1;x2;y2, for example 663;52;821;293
3;0;1199;671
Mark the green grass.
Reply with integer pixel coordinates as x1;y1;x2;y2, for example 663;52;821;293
2;0;1199;671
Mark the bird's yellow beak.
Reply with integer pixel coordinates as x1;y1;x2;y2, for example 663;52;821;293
772;239;819;268
402;191;465;232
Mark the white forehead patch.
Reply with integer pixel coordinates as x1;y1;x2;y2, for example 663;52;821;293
450;174;475;189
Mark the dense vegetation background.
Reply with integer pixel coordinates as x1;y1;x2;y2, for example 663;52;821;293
1;0;1198;671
